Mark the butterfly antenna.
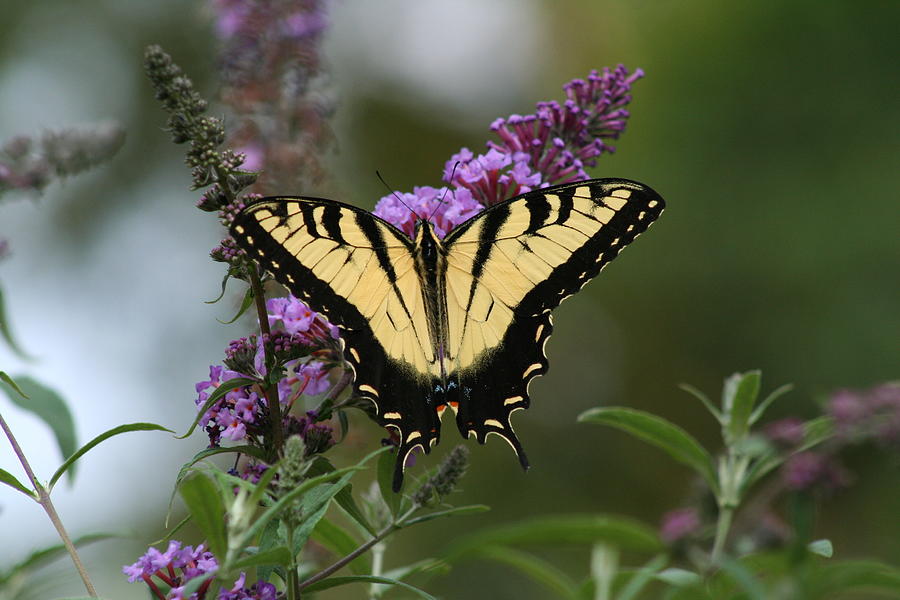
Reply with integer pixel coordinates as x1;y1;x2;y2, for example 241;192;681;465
376;170;416;217
425;161;460;223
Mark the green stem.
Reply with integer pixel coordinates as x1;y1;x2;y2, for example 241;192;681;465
0;412;98;597
298;506;418;591
710;504;733;565
248;266;283;455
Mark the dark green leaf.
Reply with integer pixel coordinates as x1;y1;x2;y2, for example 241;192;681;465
725;371;761;443
217;287;255;324
812;560;900;595
179;474;228;558
312;518;371;575
382;558;449;582
1;375;76;478
717;555;767;600
0;371;27;398
291;472;355;554
616;555;668;600
0;467;34;497
206;272;231;304
377;447;402;515
401;504;490;527
178;377;258;439
49;422;173;490
578;407;718;493
749;383;794;425
678;383;722;422
799;416;834;451
230;546;293;570
0;285;33;359
154;514;191;546
474;545;579;599
307;454;375;535
302;574;437;599
445;515;662;562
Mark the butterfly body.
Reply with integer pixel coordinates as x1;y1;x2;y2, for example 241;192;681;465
231;178;664;490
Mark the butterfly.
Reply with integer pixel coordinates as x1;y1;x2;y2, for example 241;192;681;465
230;178;664;490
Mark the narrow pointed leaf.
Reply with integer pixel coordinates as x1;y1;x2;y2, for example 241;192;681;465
230;546;293;570
49;422;173;490
654;568;702;587
0;467;34;497
382;558;449;582
725;371;760;442
377;447;402;515
312;519;371;575
749;383;793;425
445;514;662;561
302;575;437;599
475;546;579;599
616;555;668;600
0;371;27;398
678;383;722;421
179;474;227;558
578;407;718;492
217;287;255;324
1;376;76;477
290;472;355;555
307;454;375;535
0;285;33;359
401;504;490;527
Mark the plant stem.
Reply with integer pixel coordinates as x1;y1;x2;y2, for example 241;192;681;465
248;266;284;454
710;504;733;565
298;506;418;591
0;411;98;597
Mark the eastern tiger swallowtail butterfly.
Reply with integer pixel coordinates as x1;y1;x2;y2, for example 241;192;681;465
230;178;664;490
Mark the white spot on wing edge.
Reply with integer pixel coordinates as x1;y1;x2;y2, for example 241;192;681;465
484;418;504;428
504;395;524;406
234;225;245;234
349;347;361;362
383;412;402;420
359;383;379;397
405;431;422;443
522;363;542;378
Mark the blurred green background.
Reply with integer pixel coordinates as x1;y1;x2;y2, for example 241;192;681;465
0;0;897;598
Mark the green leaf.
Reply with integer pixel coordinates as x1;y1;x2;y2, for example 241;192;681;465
306;454;376;535
0;375;76;478
578;407;718;493
302;574;437;599
230;546;293;571
0;371;27;398
381;558;450;582
290;472;356;554
445;514;662;562
49;422;173;490
377;447;402;515
217;287;255;324
0;467;35;497
799;416;834;451
0;284;33;359
178;376;258;439
401;504;490;527
717;555;767;600
654;568;702;587
724;371;761;443
167;444;267;523
808;539;833;558
179;473;228;558
616;555;668;600
0;533;114;584
474;545;580;599
811;560;900;595
312;518;371;575
678;383;722;422
206;272;231;304
749;383;794;425
234;452;379;551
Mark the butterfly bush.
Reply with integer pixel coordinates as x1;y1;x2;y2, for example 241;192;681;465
196;297;338;455
374;65;643;237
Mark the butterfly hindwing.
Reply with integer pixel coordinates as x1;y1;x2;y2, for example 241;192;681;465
230;198;443;486
442;178;664;458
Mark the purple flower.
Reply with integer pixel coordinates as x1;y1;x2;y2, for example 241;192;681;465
376;65;642;231
659;507;701;544
827;383;900;446
764;417;806;448
123;541;218;599
782;451;850;492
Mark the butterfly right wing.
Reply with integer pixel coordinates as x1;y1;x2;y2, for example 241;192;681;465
230;197;441;488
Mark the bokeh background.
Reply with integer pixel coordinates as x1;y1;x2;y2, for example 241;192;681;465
0;0;897;598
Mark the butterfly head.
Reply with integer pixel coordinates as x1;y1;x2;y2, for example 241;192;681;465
412;217;444;263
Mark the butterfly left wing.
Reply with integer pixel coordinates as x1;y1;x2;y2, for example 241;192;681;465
441;178;665;465
230;197;443;488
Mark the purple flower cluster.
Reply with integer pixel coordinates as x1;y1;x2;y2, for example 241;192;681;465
782;451;851;492
659;507;701;545
124;542;281;599
195;296;336;449
210;0;334;194
123;541;218;599
828;383;900;447
374;66;643;237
